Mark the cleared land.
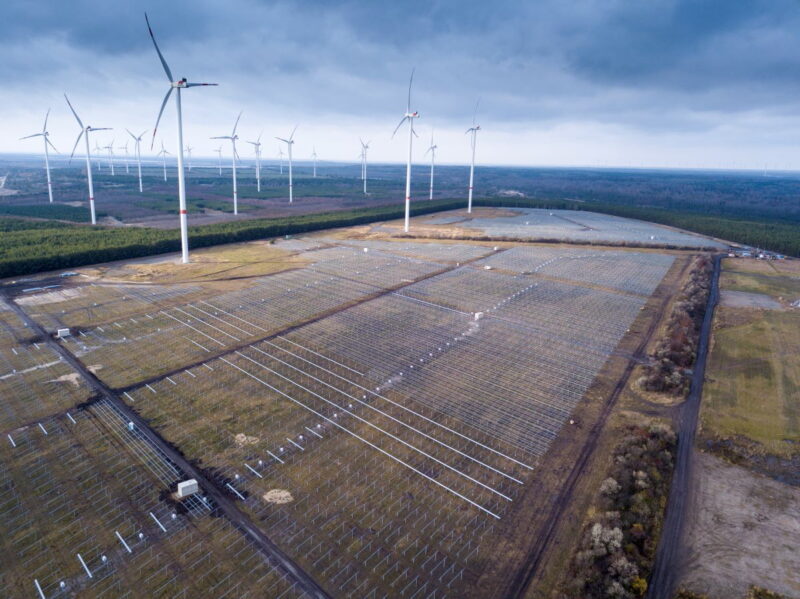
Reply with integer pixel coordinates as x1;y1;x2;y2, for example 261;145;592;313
0;210;702;598
402;207;726;249
678;452;800;598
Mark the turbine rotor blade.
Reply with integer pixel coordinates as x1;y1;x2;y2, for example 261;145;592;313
64;94;84;128
151;87;174;149
69;130;85;162
391;116;408;138
232;111;242;137
407;68;415;113
43;108;50;133
289;125;297;141
145;13;174;82
46;137;59;153
185;82;218;87
20;133;43;140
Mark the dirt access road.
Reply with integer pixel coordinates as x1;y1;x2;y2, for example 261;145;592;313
647;255;722;599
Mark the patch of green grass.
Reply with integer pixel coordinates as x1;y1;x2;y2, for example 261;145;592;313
719;263;800;300
703;310;800;455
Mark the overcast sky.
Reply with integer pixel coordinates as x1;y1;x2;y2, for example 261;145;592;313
3;0;800;169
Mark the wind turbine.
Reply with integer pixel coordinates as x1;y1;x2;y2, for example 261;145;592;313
118;140;130;174
157;141;170;181
214;145;223;176
104;140;116;176
278;146;285;174
276;126;297;203
185;145;193;171
392;69;420;232
146;12;218;265
93;141;102;170
466;100;481;214
20;109;58;203
359;138;370;195
311;146;318;178
247;132;263;192
424;129;437;201
126;129;147;193
64;94;110;225
211;112;242;214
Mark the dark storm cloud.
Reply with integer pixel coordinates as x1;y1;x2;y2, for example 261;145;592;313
4;0;800;139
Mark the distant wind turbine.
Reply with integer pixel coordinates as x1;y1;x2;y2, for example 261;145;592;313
214;145;223;176
104;140;116;176
93;141;103;171
211;112;243;214
247;132;263;192
157;141;170;181
126;129;147;193
392;69;420;232
20;109;58;203
64;94;110;225
359;138;370;195
118;140;130;174
466;100;481;214
425;129;437;201
146;12;218;264
276;126;297;203
278;146;285;174
311;146;318;178
185;145;193;171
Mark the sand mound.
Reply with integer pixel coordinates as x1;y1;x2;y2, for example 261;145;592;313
234;433;259;447
263;489;293;504
51;373;82;387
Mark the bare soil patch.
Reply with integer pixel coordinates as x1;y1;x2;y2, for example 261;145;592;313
263;489;293;504
677;452;800;599
720;290;783;310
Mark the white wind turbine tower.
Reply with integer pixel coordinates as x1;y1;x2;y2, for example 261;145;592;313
278;146;285;174
359;138;370;195
185;145;193;171
126;129;147;193
93;141;102;170
311;146;318;178
157;141;170;181
424;129;437;200
276;126;297;203
64;94;111;225
104;140;116;176
214;145;223;176
20;109;58;203
146;12;218;265
118;140;130;174
392;69;420;233
465;100;481;214
211;112;243;214
247;132;263;192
